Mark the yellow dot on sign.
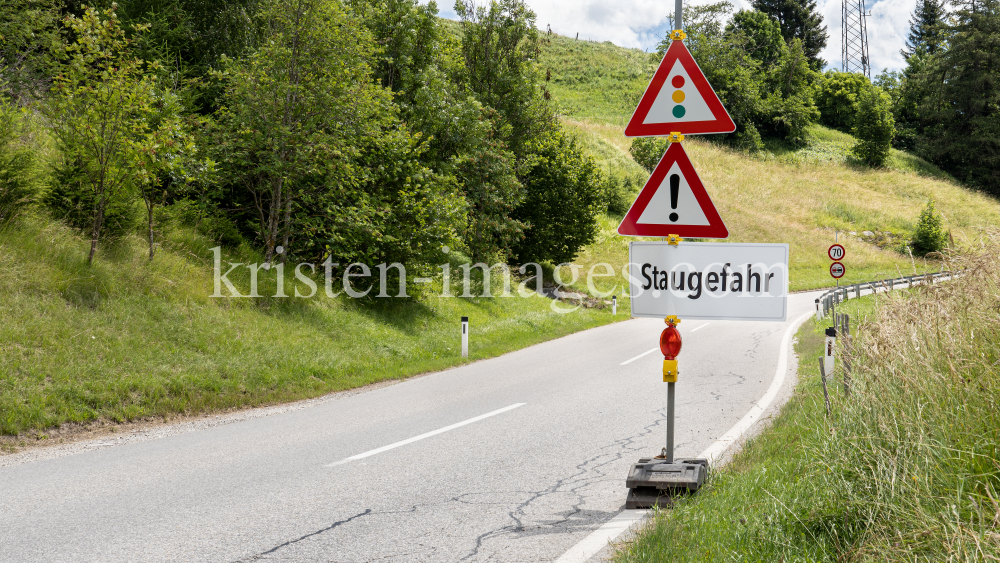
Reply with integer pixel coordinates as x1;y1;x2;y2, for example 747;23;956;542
672;90;685;103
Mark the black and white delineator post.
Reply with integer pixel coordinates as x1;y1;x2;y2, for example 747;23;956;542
612;295;617;316
824;326;836;376
461;316;469;358
625;303;707;508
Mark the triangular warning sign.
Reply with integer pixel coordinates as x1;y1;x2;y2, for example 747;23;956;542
625;40;736;137
618;142;728;238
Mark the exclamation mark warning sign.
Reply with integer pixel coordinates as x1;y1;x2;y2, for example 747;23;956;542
617;141;729;238
636;163;709;227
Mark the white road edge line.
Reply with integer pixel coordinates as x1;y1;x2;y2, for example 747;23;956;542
553;509;649;563
690;323;711;332
620;348;657;366
556;309;814;563
325;403;526;467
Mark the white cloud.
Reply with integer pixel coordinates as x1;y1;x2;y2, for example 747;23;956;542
425;0;917;71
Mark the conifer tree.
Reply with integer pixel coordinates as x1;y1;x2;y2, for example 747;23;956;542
901;0;948;60
751;0;828;68
917;0;1000;194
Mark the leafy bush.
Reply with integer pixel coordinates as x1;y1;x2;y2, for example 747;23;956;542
628;137;669;173
815;70;872;132
454;133;526;263
911;199;946;255
852;87;895;167
512;130;601;264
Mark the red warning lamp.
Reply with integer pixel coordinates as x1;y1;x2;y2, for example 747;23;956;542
660;316;682;383
660;325;682;360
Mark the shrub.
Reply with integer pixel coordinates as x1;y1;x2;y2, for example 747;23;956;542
0;100;40;228
815;70;871;132
512;130;601;264
911;199;947;255
596;174;635;216
628;137;669;173
852;87;895;167
43;158;139;241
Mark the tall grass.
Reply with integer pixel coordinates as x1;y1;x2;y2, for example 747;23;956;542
614;236;1000;561
823;235;1000;559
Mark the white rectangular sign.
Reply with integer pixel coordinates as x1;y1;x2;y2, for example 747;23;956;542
628;241;789;321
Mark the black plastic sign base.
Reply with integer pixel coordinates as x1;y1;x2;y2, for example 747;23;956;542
625;458;708;509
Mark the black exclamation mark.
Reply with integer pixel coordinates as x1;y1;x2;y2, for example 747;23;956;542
669;174;679;222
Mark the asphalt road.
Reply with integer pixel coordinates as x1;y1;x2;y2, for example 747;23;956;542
0;291;820;563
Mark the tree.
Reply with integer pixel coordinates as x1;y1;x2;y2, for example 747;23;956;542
45;6;162;264
349;0;489;166
454;126;526;263
763;38;820;143
727;10;785;66
0;0;60;103
133;91;215;260
114;0;269;113
511;130;601;264
901;0;948;60
751;0;828;69
216;0;390;265
662;2;770;151
852;86;895;167
454;0;553;161
347;0;440;96
915;0;1000;194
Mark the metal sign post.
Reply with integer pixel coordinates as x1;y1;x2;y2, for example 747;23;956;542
619;0;748;509
626;298;708;508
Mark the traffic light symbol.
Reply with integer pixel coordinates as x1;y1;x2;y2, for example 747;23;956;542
671;75;686;118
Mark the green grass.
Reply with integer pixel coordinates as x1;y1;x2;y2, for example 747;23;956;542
613;244;1000;561
539;32;657;126
0;215;619;436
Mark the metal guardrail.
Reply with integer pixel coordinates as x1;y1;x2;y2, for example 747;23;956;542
815;271;956;319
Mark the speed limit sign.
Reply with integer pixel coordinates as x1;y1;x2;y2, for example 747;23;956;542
828;244;845;261
830;262;846;279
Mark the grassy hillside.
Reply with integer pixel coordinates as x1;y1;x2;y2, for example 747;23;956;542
540;32;1000;291
0;215;616;438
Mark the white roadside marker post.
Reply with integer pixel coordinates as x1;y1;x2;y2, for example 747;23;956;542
612;295;617;316
824;326;836;376
461;316;469;358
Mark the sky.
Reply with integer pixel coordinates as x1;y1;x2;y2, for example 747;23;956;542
429;0;916;72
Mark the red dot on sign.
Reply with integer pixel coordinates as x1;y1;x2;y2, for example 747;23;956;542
672;76;685;88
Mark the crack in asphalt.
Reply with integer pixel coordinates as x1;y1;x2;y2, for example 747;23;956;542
231;509;373;562
456;410;671;561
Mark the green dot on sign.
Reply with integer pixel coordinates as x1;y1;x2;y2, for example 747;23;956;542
673;105;686;118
